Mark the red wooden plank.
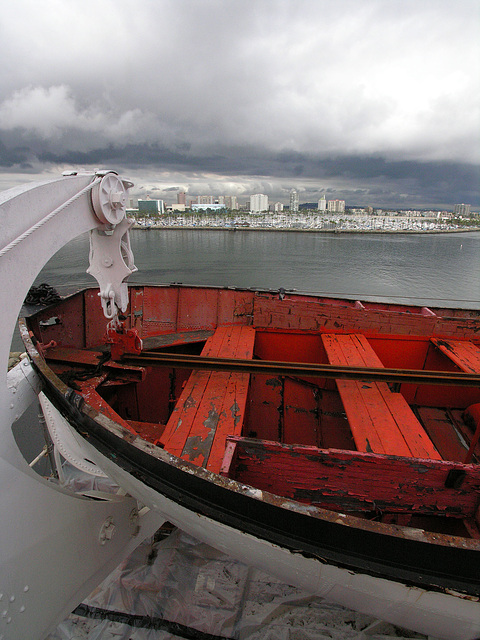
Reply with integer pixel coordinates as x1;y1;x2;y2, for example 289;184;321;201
334;378;389;454
376;386;441;460
225;436;480;517
322;334;394;454
159;326;230;452
417;407;468;462
162;325;255;468
322;334;439;459
180;325;239;464
253;295;440;337
204;326;256;472
75;380;138;435
45;346;146;382
205;371;251;472
431;338;480;374
331;334;412;455
351;334;384;368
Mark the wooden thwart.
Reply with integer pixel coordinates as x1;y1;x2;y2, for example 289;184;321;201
321;333;440;459
160;325;256;473
431;338;480;463
431;338;480;374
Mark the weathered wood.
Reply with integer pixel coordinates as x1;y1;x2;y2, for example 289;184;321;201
321;334;440;459
222;436;480;517
46;345;145;382
159;327;229;454
431;338;480;374
160;325;255;472
416;407;468;462
126;419;166;443
430;340;480;463
141;329;214;351
73;379;138;435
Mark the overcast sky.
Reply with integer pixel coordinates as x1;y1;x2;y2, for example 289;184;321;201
0;0;478;209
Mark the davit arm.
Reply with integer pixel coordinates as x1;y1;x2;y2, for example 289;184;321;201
0;171;163;640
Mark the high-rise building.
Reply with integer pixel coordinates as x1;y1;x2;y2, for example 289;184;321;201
177;191;186;205
274;202;284;212
225;196;239;210
454;204;471;216
198;195;215;205
327;199;345;213
318;195;327;211
290;189;299;213
250;194;268;212
138;199;164;215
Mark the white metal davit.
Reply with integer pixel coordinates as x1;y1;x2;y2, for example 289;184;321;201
0;172;164;640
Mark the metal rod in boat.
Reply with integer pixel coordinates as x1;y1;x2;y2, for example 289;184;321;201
122;351;480;387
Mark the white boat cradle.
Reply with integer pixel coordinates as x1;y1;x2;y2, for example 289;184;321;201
0;172;479;640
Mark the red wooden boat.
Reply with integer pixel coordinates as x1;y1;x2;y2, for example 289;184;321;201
22;283;480;640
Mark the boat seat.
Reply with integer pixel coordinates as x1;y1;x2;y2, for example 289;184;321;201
321;333;440;459
431;338;480;373
159;324;256;473
430;338;480;463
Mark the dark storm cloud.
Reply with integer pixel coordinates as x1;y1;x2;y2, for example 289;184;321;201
0;0;478;207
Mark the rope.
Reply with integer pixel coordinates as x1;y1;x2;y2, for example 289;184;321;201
24;283;61;305
0;176;102;258
58;351;111;389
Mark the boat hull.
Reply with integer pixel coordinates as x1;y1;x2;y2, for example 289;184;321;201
21;284;480;640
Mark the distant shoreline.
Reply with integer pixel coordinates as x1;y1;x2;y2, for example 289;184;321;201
132;224;480;235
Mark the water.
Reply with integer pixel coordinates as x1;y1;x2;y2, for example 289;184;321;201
36;228;480;309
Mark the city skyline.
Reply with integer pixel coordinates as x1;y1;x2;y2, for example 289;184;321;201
136;191;472;214
0;1;478;209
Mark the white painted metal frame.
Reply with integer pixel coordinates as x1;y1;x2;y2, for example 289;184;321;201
0;173;164;640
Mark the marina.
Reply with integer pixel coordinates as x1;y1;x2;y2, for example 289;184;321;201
132;211;477;233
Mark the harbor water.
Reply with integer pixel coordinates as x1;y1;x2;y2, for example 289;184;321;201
37;228;480;309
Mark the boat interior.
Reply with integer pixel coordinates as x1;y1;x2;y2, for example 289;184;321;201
25;285;480;541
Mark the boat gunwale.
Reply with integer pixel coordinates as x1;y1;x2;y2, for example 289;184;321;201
26;282;480;321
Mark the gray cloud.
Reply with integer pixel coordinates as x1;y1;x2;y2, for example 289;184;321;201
0;0;478;208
